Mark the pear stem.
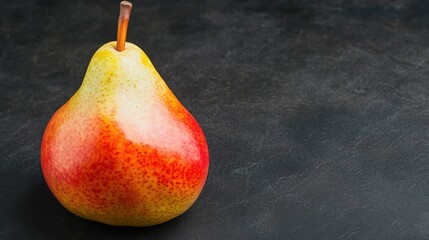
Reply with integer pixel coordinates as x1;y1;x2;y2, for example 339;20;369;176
116;1;133;52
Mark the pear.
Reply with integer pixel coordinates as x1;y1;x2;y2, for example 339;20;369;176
40;1;209;227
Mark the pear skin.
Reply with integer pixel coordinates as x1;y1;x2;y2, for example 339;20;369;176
41;40;209;226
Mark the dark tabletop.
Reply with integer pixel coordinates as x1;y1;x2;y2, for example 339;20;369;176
2;0;429;239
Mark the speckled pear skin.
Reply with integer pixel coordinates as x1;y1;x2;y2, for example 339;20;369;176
41;42;209;227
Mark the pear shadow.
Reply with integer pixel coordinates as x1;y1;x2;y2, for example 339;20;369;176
13;180;187;239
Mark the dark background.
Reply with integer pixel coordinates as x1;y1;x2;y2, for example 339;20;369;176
2;0;429;239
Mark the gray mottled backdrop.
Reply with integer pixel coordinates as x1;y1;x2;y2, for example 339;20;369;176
2;0;429;239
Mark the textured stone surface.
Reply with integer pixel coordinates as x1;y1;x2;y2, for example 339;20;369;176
2;0;429;239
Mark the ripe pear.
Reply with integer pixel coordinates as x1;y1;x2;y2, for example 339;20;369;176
40;1;209;227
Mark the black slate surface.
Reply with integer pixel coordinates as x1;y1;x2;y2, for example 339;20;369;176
2;0;429;239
